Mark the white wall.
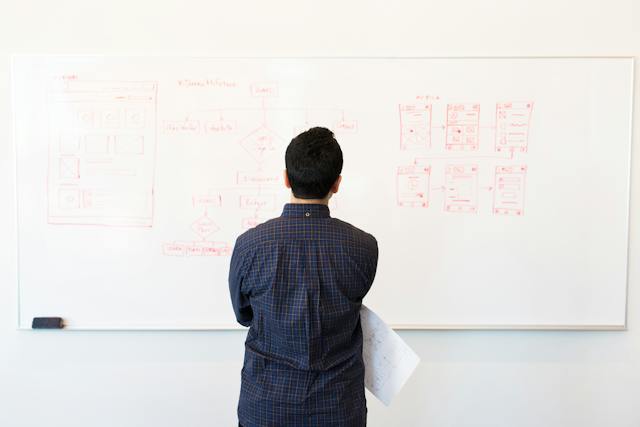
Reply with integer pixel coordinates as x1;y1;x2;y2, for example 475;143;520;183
1;1;638;426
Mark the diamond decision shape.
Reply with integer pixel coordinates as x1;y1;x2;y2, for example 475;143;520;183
191;215;219;238
238;125;283;162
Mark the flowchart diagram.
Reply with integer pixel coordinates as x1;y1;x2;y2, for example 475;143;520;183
158;81;353;257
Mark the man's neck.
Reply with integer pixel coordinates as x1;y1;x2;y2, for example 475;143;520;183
289;194;331;205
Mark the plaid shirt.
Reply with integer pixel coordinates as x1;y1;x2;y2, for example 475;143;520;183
229;203;378;427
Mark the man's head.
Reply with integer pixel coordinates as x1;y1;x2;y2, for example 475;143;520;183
284;127;343;200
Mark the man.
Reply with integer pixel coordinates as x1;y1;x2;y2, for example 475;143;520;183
229;127;379;426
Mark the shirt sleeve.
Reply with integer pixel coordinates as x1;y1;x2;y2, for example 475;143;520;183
363;234;379;297
228;238;253;327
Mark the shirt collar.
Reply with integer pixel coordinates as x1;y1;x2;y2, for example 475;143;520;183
281;203;331;218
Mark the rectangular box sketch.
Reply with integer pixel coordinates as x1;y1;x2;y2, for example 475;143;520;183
84;134;110;154
446;103;480;151
59;133;80;154
444;164;479;213
495;102;533;152
204;118;237;134
162;241;231;257
58;157;80;179
192;193;223;208
162;119;200;134
334;118;358;133
47;80;158;227
114;135;145;155
57;188;81;210
493;165;527;216
239;194;276;211
399;104;432;150
125;109;146;129
396;165;431;207
250;82;278;98
236;171;281;186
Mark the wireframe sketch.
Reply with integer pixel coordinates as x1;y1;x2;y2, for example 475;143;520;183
399;104;432;150
493;165;527;216
444;164;479;213
445;103;480;151
47;80;158;227
495;102;533;152
396;165;431;207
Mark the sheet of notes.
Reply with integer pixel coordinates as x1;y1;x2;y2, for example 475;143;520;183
361;305;420;405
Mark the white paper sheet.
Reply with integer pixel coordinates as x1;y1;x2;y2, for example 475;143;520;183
361;305;421;405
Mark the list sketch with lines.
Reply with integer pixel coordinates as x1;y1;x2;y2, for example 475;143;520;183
12;56;633;329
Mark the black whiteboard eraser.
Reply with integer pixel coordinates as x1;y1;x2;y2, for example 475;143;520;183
32;317;64;329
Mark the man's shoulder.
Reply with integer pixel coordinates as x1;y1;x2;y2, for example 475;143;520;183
329;218;378;252
233;217;282;251
234;215;377;255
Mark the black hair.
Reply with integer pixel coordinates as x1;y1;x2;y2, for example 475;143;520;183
285;127;343;199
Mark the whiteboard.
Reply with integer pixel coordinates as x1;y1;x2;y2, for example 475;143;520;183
12;56;633;330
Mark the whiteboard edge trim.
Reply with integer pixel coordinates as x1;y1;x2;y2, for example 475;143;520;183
16;324;627;332
622;56;635;331
11;55;23;330
8;54;637;60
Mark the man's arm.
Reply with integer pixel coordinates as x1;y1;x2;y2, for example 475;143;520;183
363;234;379;296
228;239;253;327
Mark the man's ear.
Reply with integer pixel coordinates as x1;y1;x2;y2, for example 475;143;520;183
283;170;291;189
331;175;342;194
